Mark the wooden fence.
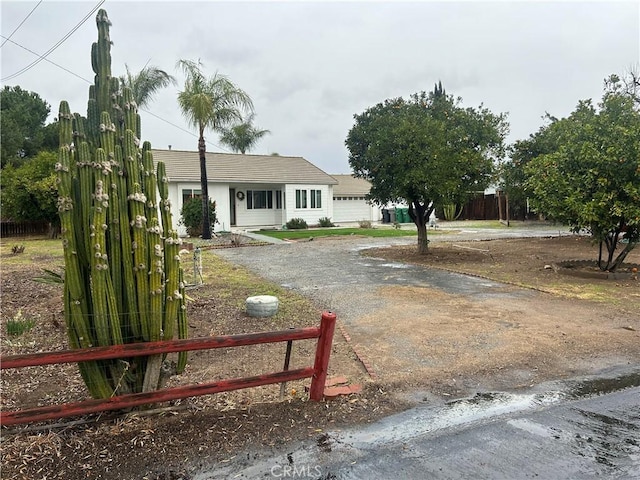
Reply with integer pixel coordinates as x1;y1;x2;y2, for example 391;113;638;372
1;221;50;238
0;311;337;426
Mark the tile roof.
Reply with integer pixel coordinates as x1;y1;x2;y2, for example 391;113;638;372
331;174;372;195
152;149;337;185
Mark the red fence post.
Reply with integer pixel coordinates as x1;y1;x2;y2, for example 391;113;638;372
309;311;336;401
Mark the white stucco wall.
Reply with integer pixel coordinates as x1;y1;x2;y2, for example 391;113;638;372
232;184;286;228
283;184;333;226
168;182;336;234
169;182;230;236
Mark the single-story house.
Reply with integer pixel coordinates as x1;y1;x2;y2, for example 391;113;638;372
330;175;382;223
152;149;338;234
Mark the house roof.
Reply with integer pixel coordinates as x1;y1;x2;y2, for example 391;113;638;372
331;174;372;196
152;149;337;185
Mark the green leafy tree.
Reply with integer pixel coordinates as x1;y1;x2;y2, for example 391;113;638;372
1;151;59;235
177;59;253;239
346;83;508;253
501;114;563;219
119;64;176;108
219;113;270;154
525;76;640;271
1;86;51;167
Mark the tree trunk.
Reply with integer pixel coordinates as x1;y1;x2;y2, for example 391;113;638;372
409;201;432;254
598;221;636;272
610;241;636;271
198;129;212;240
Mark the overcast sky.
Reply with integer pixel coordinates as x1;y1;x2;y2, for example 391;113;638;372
2;1;639;173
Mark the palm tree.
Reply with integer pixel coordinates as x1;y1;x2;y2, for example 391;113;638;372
120;64;176;108
177;59;253;239
219;113;270;154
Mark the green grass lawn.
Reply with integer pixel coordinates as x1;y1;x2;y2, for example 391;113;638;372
257;226;429;239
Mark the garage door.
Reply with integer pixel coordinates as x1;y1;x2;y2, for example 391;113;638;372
332;196;372;223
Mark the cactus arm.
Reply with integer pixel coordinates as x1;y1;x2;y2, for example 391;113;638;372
89;148;112;347
176;267;188;374
115;148;140;340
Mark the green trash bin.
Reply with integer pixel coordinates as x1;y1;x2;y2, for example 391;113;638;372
398;207;408;223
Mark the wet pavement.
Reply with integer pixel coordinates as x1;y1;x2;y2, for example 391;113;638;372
195;367;640;479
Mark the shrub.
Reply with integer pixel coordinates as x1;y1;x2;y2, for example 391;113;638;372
358;220;372;229
6;310;35;336
286;218;308;230
180;198;217;237
318;217;334;228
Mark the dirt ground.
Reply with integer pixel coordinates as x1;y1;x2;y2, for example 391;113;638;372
1;235;639;479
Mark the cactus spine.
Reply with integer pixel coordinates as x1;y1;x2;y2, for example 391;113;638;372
57;9;187;398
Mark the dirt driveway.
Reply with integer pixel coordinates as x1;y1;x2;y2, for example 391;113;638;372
215;230;640;398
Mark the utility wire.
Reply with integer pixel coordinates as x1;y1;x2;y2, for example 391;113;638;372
1;36;231;152
140;107;232;152
0;0;43;48
0;35;92;85
1;0;105;82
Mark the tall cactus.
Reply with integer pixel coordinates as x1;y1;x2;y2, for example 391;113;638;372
56;9;187;398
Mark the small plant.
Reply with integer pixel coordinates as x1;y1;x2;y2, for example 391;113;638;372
318;217;334;228
11;245;25;254
286;218;308;230
230;233;244;247
6;310;35;336
393;221;401;229
443;203;463;221
358;220;372;229
180;198;218;237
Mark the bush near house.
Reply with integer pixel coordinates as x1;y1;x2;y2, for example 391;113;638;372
286;218;308;230
318;217;334;228
180;198;217;237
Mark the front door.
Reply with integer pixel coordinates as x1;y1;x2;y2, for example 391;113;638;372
229;188;237;226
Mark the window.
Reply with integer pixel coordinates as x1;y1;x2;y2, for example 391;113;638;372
295;189;307;209
310;189;322;209
247;190;273;209
182;189;201;204
275;190;283;209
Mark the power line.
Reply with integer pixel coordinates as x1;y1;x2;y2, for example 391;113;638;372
0;35;92;85
140;107;232;152
0;0;43;49
1;36;231;152
1;0;105;82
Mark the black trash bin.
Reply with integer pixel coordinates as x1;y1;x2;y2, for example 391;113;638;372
382;208;390;223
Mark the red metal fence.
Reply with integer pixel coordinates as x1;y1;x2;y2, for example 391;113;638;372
0;311;337;426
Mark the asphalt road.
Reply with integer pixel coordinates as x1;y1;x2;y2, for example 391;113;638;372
195;368;640;479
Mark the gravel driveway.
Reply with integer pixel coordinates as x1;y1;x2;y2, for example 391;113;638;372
210;223;640;396
214;226;566;326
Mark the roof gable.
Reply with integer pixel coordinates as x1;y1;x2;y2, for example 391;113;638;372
152;149;337;185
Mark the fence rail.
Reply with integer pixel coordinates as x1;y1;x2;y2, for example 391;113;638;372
1;221;50;238
1;311;337;427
